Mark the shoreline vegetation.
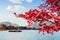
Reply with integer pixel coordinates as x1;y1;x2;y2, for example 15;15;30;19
0;22;40;31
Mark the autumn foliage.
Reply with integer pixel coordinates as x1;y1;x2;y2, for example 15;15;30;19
14;0;60;34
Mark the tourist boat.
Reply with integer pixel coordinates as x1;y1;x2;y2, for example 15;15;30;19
9;30;22;32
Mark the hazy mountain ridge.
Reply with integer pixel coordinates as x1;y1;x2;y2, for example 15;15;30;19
0;21;20;27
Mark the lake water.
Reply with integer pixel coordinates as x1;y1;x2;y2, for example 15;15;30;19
0;30;60;40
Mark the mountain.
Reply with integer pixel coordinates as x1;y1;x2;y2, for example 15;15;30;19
0;21;20;27
1;22;12;26
30;22;40;29
11;24;20;27
30;21;56;29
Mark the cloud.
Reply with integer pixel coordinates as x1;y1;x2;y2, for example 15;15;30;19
8;0;33;4
14;5;25;11
6;5;25;12
26;0;33;3
6;6;13;11
0;13;28;26
7;14;28;26
8;0;23;4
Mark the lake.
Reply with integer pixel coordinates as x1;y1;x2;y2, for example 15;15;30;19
0;30;60;40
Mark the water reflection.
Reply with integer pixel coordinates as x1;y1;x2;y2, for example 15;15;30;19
0;30;60;40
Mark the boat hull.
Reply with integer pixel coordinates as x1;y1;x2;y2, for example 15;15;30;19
9;30;22;32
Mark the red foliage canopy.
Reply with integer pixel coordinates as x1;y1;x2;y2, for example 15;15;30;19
14;0;60;34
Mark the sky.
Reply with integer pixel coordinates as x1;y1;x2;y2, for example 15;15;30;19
0;0;45;26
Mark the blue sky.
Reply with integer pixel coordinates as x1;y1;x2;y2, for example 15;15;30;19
0;0;45;26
